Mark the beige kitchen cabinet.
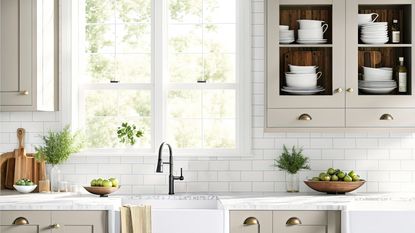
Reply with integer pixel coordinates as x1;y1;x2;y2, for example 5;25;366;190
0;0;58;111
273;211;341;233
0;211;50;233
266;0;415;130
0;211;107;233
230;211;273;233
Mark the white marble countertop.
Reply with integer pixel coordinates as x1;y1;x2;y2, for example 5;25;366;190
0;190;122;211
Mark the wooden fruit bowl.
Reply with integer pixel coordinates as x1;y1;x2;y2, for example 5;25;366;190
83;186;120;197
304;180;365;194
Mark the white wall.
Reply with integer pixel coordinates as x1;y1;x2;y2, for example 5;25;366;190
2;0;415;194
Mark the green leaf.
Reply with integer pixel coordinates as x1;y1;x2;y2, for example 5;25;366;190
274;145;310;174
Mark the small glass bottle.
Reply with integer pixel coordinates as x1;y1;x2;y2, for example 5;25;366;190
391;19;400;43
396;57;407;93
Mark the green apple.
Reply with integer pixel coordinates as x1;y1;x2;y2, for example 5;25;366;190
109;178;119;187
344;175;353;182
348;171;357;177
322;175;331;181
96;178;104;187
352;175;360;181
90;179;97;186
331;174;339;181
337;171;346;179
25;181;34;186
319;172;327;179
102;180;112;188
311;177;320;181
327;168;336;175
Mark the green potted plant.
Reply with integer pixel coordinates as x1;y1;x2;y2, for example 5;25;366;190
117;122;143;146
274;145;310;192
35;126;83;192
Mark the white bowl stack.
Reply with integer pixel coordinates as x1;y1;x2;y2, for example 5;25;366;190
297;20;328;44
359;66;396;94
279;25;294;44
282;64;325;95
360;22;388;44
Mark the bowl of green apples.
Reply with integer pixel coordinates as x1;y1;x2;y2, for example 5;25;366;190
83;178;120;197
304;168;365;194
13;178;37;194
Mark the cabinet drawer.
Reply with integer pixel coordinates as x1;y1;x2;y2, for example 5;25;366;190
230;211;272;233
346;109;415;127
267;109;345;128
277;226;326;233
273;211;327;233
0;211;50;233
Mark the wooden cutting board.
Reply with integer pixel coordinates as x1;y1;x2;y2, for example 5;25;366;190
0;128;46;191
358;50;382;73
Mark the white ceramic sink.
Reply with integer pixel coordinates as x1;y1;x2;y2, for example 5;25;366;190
121;196;224;233
344;201;415;233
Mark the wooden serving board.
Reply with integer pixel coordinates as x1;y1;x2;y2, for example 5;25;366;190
0;128;46;191
358;50;382;71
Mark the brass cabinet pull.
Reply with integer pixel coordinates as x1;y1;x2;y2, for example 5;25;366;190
334;88;343;93
346;88;354;93
380;114;394;121
13;217;29;225
286;217;302;226
21;90;29;95
50;223;61;229
244;217;260;233
298;113;312;121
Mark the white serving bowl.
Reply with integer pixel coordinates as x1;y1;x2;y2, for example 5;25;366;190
297;19;325;29
363;66;393;76
289;64;318;74
358;13;379;25
285;72;322;88
279;25;289;30
14;185;37;194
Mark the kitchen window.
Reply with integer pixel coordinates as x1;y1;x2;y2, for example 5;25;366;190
71;0;251;155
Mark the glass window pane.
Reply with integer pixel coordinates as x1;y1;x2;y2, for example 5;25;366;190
203;0;236;23
167;119;202;148
85;0;115;23
168;25;203;53
85;24;115;53
85;54;116;83
204;24;235;53
115;54;151;83
116;0;151;23
168;54;203;83
203;53;235;83
116;24;151;53
84;90;151;149
168;0;203;24
167;90;202;118
203;119;235;149
203;90;235;118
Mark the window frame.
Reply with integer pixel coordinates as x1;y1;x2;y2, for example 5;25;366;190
61;0;252;157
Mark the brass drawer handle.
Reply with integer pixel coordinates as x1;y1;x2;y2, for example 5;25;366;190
13;217;29;225
286;217;302;226
380;114;394;120
346;88;354;93
298;113;312;121
51;223;61;229
21;90;29;95
244;217;260;233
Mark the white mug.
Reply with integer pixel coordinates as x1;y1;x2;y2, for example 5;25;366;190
297;19;325;29
358;13;379;25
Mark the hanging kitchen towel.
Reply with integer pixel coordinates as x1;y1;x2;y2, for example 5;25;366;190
121;205;152;233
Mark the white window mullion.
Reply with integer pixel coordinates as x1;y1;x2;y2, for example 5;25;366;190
153;0;167;149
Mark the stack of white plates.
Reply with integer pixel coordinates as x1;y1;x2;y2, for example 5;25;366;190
360;22;388;44
281;64;325;95
359;66;396;94
279;25;294;44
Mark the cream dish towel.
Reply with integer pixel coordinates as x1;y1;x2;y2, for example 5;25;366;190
121;205;152;233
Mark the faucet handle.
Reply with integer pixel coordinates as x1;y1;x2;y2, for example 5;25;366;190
179;168;184;180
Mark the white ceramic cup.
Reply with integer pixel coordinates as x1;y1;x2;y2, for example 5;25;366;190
297;19;325;29
298;25;328;39
285;72;322;88
358;13;379;25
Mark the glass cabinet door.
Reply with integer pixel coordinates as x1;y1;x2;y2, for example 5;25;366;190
267;0;346;109
345;0;415;108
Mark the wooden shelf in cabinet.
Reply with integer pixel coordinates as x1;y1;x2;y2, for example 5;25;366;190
279;44;333;48
358;44;412;48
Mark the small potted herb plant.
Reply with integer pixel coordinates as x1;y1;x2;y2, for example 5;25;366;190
35;126;83;192
274;145;310;192
117;122;143;146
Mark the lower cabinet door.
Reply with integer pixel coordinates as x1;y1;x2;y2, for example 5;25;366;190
0;211;51;233
51;211;107;233
273;211;340;233
230;211;272;233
